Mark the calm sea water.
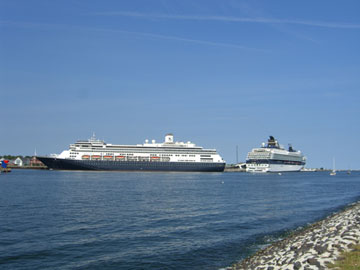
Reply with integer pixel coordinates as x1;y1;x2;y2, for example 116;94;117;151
0;170;359;270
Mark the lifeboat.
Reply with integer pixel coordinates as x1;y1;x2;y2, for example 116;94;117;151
82;155;90;160
91;155;101;160
150;156;160;161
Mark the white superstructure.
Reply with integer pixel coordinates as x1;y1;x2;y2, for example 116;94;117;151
246;136;306;173
56;133;225;164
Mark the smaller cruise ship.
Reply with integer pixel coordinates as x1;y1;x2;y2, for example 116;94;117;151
246;136;306;173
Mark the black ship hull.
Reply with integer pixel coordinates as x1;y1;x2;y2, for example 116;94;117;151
37;157;226;172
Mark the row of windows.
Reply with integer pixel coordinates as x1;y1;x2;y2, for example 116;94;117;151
247;159;305;165
71;151;211;156
82;157;176;162
80;154;201;160
74;147;215;154
70;152;79;158
200;158;214;162
75;160;220;167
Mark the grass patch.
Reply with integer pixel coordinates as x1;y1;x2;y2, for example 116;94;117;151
328;245;360;270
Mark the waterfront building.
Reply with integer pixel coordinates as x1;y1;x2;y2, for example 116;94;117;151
14;157;23;166
30;157;45;167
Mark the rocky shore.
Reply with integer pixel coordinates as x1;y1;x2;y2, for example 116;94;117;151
229;201;360;270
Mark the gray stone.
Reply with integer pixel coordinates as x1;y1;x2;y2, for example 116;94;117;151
307;258;320;267
314;245;328;254
293;261;301;270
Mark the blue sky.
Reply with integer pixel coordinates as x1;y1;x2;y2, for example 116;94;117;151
1;0;360;169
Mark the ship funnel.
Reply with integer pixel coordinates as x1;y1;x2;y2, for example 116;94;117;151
288;144;294;152
165;133;174;143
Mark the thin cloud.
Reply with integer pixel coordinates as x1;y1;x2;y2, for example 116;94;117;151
88;27;266;52
0;20;265;51
92;11;360;29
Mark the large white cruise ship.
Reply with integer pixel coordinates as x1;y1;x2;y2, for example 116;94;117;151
37;134;226;172
246;136;306;173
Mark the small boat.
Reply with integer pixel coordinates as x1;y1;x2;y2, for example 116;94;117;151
1;160;11;173
330;158;336;176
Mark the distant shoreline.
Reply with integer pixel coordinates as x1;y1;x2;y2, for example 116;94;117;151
224;167;359;172
7;165;359;172
8;165;48;170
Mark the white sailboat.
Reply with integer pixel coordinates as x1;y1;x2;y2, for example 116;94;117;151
330;157;336;176
347;164;351;175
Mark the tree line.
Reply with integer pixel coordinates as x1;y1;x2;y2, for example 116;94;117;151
0;155;34;160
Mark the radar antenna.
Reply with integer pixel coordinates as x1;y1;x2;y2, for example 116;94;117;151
91;132;96;141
